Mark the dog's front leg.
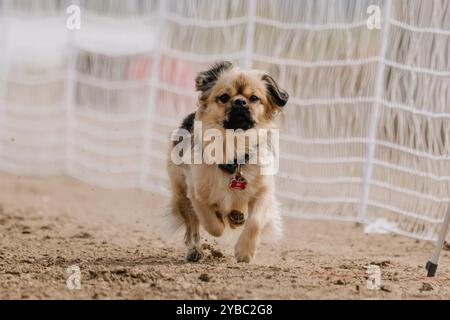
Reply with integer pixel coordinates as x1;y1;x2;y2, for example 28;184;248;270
190;198;225;237
185;169;225;237
234;192;274;263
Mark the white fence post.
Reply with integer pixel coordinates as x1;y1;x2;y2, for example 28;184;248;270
426;205;450;277
243;0;257;69
0;0;8;102
64;0;79;176
140;0;166;191
0;0;7;165
358;0;392;220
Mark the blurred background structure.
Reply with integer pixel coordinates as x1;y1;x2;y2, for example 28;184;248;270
0;0;449;244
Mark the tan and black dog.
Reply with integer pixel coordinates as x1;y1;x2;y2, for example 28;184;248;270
167;61;289;263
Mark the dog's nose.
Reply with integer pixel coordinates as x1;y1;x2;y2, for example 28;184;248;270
232;98;247;108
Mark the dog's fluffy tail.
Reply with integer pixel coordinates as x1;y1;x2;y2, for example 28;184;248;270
155;202;185;242
261;196;284;244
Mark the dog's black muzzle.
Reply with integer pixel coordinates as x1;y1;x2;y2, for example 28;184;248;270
223;103;255;131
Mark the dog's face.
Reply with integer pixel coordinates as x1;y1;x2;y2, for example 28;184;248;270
195;61;289;131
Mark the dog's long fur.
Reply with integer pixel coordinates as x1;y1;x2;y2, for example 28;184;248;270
167;61;289;262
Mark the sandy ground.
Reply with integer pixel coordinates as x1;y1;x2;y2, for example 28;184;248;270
0;171;449;300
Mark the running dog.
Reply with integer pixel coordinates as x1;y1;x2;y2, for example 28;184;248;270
167;61;289;262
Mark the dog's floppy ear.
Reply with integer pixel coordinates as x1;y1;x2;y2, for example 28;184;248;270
195;61;233;92
262;74;289;108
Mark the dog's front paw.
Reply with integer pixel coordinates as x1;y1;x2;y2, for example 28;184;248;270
234;250;253;263
234;245;255;263
186;248;204;262
228;210;245;228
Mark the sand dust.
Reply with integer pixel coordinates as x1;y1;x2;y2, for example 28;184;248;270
0;172;449;299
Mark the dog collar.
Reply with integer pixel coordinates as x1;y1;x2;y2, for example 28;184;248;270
218;154;250;174
220;157;249;190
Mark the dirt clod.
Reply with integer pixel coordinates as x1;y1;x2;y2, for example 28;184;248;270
380;285;392;292
443;241;450;251
199;273;210;282
420;283;434;292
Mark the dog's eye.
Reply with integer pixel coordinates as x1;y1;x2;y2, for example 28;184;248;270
218;94;230;103
249;95;259;103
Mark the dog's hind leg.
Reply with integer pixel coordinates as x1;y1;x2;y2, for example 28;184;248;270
184;205;203;262
168;164;203;262
179;196;203;262
172;188;203;262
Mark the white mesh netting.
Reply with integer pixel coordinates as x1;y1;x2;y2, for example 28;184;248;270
1;0;450;242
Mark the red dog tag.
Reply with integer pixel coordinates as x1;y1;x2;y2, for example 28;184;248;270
230;173;247;190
